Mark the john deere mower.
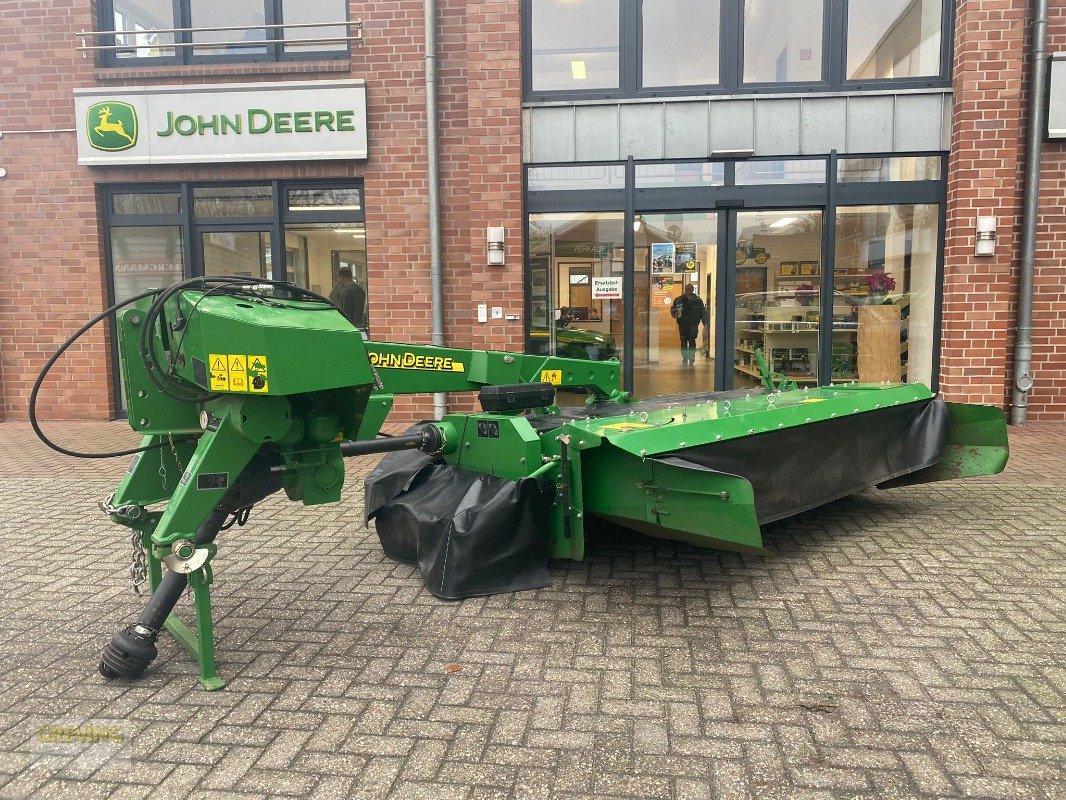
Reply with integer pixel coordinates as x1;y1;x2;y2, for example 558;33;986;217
31;276;1008;689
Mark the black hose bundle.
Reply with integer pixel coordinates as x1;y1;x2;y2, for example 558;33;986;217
29;276;341;459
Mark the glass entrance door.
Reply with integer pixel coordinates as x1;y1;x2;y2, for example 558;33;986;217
632;212;718;397
731;209;826;389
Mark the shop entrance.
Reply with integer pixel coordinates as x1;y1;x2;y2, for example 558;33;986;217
630;207;826;395
632;212;719;398
526;157;945;399
730;209;827;389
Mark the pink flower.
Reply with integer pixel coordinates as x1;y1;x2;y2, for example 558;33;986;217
865;272;896;293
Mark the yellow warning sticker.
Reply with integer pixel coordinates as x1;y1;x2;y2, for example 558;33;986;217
540;369;563;386
207;353;268;394
247;355;268;393
799;398;827;404
209;354;229;391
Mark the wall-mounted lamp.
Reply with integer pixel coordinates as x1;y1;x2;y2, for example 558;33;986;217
487;226;505;266
975;216;997;256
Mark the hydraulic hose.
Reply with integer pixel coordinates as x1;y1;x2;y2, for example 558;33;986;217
31;276;343;459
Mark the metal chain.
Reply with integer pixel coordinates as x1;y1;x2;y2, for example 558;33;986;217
158;447;168;492
130;530;149;596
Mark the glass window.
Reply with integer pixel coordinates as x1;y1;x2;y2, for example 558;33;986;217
285;224;369;329
833;205;939;386
1050;58;1066;139
282;0;347;54
111;0;177;59
103;0;350;64
527;165;626;191
732;210;825;387
527;212;624;403
202;231;273;278
287;187;362;212
110;226;186;300
189;0;268;57
109;225;186;408
635;162;725;188
112;192;182;216
642;0;720;88
530;0;620;92
742;0;824;84
837;157;942;183
192;186;273;218
735;159;826;185
846;0;942;80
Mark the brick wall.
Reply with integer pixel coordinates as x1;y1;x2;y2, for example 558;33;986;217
942;0;1066;420
0;0;525;424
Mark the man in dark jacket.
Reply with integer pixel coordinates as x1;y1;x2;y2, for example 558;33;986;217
329;267;366;329
670;283;705;366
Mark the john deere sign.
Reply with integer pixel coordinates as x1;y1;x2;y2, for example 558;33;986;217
86;102;139;152
74;80;368;166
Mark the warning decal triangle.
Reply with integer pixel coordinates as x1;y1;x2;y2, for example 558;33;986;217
212;357;226;371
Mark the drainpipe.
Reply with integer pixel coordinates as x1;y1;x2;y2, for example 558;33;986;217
1011;0;1049;425
424;0;446;419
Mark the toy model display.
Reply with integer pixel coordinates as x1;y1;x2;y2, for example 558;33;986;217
31;276;1008;690
528;324;617;361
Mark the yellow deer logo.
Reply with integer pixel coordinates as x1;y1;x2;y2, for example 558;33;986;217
95;107;135;145
85;101;138;152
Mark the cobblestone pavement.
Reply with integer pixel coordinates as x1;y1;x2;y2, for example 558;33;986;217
0;420;1063;800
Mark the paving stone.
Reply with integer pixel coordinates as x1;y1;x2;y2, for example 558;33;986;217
0;420;1062;799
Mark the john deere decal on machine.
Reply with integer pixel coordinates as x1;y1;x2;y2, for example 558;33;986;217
31;276;1008;689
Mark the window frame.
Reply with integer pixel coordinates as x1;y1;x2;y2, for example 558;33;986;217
522;0;954;102
102;179;366;414
98;0;351;67
523;151;947;393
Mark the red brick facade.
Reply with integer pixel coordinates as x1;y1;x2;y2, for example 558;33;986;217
0;0;523;424
941;0;1066;419
0;0;1063;424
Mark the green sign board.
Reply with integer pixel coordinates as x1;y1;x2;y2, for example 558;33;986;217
86;101;139;152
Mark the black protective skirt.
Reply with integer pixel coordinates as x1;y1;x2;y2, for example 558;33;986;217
365;446;554;600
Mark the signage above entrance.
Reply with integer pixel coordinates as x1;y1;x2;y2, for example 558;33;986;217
74;80;368;166
555;242;614;258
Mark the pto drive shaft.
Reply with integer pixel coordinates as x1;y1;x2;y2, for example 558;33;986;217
99;458;282;681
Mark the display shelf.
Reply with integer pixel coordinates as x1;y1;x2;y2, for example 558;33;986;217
734;364;816;383
740;324;858;334
734;363;856;386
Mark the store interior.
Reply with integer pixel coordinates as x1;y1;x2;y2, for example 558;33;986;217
529;204;936;398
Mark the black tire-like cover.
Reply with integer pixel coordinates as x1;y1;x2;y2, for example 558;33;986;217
365;449;554;600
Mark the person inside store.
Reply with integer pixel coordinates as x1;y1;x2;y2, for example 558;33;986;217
329;267;367;329
671;283;705;366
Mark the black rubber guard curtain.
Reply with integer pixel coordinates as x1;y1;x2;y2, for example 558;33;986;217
657;397;949;524
364;444;554;600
